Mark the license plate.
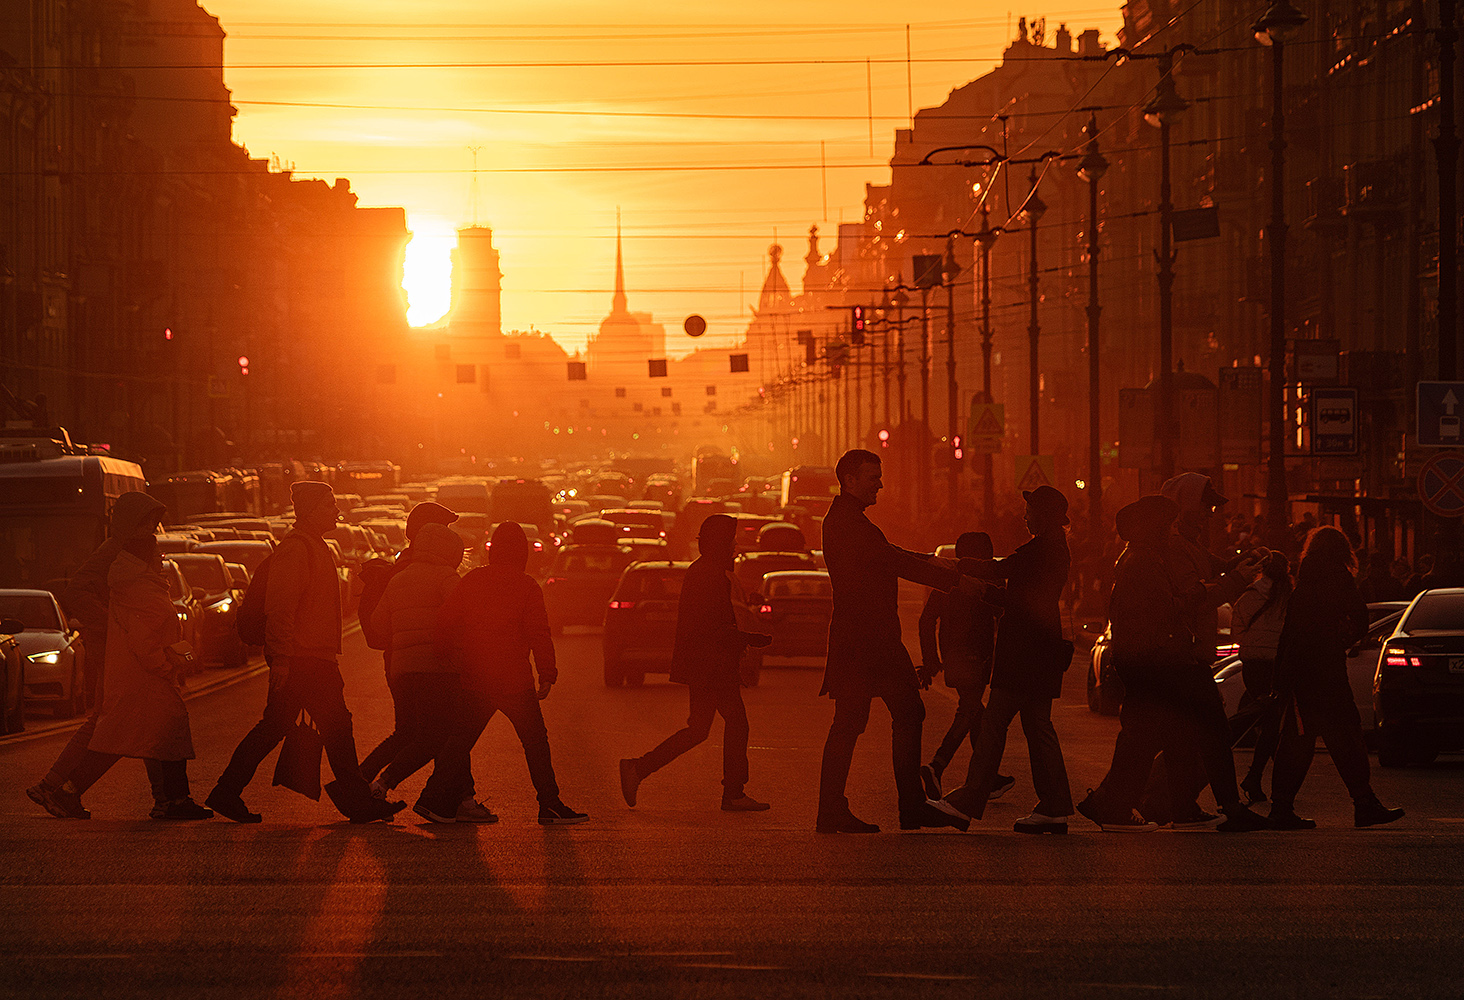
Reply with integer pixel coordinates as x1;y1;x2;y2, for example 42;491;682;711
1451;657;1464;674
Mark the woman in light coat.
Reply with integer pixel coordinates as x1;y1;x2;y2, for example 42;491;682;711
1232;550;1290;805
65;534;211;819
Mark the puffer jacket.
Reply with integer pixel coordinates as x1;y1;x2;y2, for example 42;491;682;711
370;523;464;681
1233;577;1287;662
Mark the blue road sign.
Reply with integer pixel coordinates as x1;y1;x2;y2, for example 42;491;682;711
1417;381;1464;446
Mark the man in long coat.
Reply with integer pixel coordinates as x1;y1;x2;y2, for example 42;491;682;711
816;449;973;834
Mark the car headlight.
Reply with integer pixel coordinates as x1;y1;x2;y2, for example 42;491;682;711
210;598;233;613
27;651;60;664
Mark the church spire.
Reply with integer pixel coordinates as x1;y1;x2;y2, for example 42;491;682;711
612;208;628;316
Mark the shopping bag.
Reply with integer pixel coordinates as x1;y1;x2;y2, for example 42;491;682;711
272;712;323;800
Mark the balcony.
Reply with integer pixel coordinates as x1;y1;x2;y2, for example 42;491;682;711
1303;175;1345;231
1342;160;1404;219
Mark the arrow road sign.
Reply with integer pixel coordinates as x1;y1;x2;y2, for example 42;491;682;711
1418;450;1464;518
1417;381;1464;446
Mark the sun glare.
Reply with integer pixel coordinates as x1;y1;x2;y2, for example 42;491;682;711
403;214;457;327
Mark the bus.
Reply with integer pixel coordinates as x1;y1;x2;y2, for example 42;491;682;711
148;471;231;525
338;460;400;496
693;448;739;497
491;478;554;537
780;466;839;518
0;429;146;590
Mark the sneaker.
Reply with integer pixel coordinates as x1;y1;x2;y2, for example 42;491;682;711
369;778;390;801
413;800;458;824
1268;808;1317;831
815;812;879;834
27;782;90;820
721;794;770;812
1240;775;1267;806
919;764;942;801
205;788;261;824
1354;801;1405;829
1013;812;1068;835
150;798;214;821
1169;810;1222;831
988;774;1016;800
1076;790;1157;832
348;798;406;824
539;801;589;825
900;800;970;832
455;798;499;823
1216;804;1269;833
619;758;641;808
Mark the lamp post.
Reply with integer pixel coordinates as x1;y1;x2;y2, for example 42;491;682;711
918;285;932;508
1144;50;1189;482
943;236;963;509
878;289;893;430
1255;2;1308;538
1078;111;1109;542
977;203;999;521
1022;166;1048;456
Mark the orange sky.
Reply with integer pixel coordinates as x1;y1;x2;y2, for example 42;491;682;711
206;2;1124;355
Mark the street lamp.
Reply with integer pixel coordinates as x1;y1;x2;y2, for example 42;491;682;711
1078;111;1108;543
943;236;963;509
975;204;1001;521
1021;167;1048;456
1143;51;1189;481
1255;1;1307;540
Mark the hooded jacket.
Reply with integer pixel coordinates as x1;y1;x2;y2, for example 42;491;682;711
88;550;193;760
370;522;464;680
64;491;165;638
436;521;556;696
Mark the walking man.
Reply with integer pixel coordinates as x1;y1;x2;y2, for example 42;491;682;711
620;514;774;811
943;486;1075;834
816;449;972;834
207;481;401;824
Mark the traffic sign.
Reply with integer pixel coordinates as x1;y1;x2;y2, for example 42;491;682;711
1015;454;1055;492
1311;387;1358;455
967;401;1004;453
1417;381;1464;446
1418;450;1464;518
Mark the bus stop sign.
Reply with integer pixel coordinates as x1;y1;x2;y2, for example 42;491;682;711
1418;450;1464;518
1417;381;1464;446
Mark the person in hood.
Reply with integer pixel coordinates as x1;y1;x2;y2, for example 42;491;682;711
55;534;212;819
357;502;493;822
208;482;401;824
618;514;774;812
429;521;587;825
28;491;165;820
366;522;472;819
916;531;1013;804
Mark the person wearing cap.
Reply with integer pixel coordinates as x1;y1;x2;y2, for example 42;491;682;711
619;514;774;812
207;482;402;824
430;521;586;825
356;502;494;822
943;485;1075;833
816;449;975;835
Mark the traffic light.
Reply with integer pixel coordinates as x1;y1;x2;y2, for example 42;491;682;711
850;305;866;346
237;355;250;376
163;327;173;341
878;428;890;448
952;434;964;462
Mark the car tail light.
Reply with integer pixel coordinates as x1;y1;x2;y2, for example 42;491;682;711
1215;643;1239;659
533;541;543;551
608;600;636;610
546;577;563;585
758;604;772;614
1384;646;1423;667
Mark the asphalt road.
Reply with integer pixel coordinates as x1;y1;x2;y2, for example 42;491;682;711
4;600;1464;999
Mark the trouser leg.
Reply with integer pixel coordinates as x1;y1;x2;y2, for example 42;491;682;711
422;689;492;811
382;674;457;789
294;658;373;811
1018;697;1073;817
359;672;401;782
635;685;717;780
1097;691;1165;812
1309;695;1376;805
818;695;872;820
951;686;1021;820
145;759;189;802
1269;705;1314;812
68;750;121;795
881;680;926;823
213;666;299;795
717;686;750;798
43;712;101;790
930;686;979;776
499;694;560;805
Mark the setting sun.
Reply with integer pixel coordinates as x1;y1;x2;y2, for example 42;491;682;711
403;214;459;327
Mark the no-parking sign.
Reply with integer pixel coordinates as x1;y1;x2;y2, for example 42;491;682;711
1418;451;1464;518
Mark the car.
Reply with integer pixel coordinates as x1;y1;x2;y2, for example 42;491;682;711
731;515;784;552
195;540;274;577
0;622;23;734
225;562;250;590
596;508;668;541
752;570;832;659
733;550;819;596
567;518;619;547
170;553;247;668
156;533;200;554
161;558;204;657
757;521;807;552
1373;588;1464;767
602;561;762;688
543;544;637;632
360;518;408;551
0;589;87;718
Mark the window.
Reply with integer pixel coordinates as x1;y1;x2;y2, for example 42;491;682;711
671;402;681;416
615;387;627;398
706;385;716;396
652;406;662;416
661;387;672;397
456;364;476;383
633;402;643;412
505;342;521;359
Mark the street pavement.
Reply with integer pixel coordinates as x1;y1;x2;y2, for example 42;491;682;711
4;600;1464;999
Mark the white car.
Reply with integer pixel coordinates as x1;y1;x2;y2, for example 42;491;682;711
0;589;87;718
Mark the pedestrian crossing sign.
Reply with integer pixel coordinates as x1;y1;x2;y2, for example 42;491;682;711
1015;454;1055;492
967;401;1004;453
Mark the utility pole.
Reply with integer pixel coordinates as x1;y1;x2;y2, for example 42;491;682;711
944;237;962;509
893;287;909;485
978;204;997;522
1145;50;1188;483
1025;166;1047;456
1079;112;1108;544
1440;0;1460;381
918;286;932;508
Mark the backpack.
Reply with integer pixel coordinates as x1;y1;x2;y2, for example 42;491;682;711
236;551;274;647
356;557;399;650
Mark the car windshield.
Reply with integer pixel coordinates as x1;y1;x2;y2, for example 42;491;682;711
175;558;228;592
619;571;685;600
1402;592;1464;632
557;550;620;574
199;543;271;571
0;593;62;629
767;576;832;599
